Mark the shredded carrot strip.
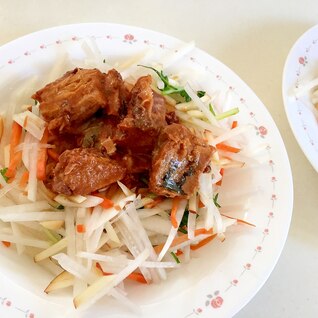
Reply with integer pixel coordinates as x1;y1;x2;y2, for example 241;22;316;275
144;196;164;209
216;142;241;153
37;128;49;181
216;168;224;186
198;199;205;208
126;272;147;284
221;213;255;227
19;171;29;187
76;224;86;233
5;122;23;178
47;148;59;162
94;193;114;209
231;120;238;129
154;228;213;254
95;263;147;284
175;250;183;256
2;241;11;248
170;197;181;228
190;234;217;251
23;115;29;128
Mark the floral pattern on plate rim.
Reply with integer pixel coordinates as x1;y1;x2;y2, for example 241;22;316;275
0;32;277;317
293;37;318;151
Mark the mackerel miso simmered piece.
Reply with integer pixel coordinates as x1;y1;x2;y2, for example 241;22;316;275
50;148;126;196
149;124;214;198
34;68;128;134
117;75;167;152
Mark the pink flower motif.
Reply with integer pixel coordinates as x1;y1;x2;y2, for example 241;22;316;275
245;263;252;270
106;35;112;39
216;74;222;80
190;56;196;62
263;228;269;235
299;56;305;64
29;313;35;318
232;279;239;286
249;111;255;118
56;40;62;44
72;36;77;41
229;86;234;91
271;176;277;182
5;300;11;306
124;34;134;41
256;245;262;252
258;126;267;136
240;97;245;103
271;194;277;201
143;39;150;44
268;211;274;218
40;44;46;49
197;308;203;313
7;59;14;64
211;296;223;309
24;51;31;56
269;159;274;166
159;44;165;48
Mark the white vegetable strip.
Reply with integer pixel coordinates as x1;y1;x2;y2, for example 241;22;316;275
13;110;46;140
52;253;97;284
65;208;76;258
185;83;220;127
0;201;51;213
27;142;39;202
158;199;187;261
141;216;171;235
10;223;25;255
54;194;104;208
125;203;166;281
34;237;67;262
116;215;153;283
136;208;164;219
77;252;179;269
0;211;65;222
211;124;252;146
0;234;50;248
105;222;120;244
73;249;149;309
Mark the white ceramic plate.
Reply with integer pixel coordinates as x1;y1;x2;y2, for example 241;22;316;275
0;23;293;318
283;24;318;172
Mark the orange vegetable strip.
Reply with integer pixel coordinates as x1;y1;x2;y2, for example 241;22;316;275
5;122;23;178
36;128;49;181
23;115;28;128
216;142;241;153
216;168;224;186
47;149;60;162
170;197;181;228
144;196;164;209
76;224;86;233
154;228;213;254
190;234;217;250
221;213;255;227
2;241;11;248
198;199;205;208
231;120;238;129
19;171;29;187
94;193;114;209
95;263;147;284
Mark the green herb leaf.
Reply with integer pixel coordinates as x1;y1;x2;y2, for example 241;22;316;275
170;251;181;264
197;90;206;98
0;167;8;182
138;65;204;103
213;193;221;208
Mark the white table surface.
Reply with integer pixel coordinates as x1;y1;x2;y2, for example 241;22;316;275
0;1;317;317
